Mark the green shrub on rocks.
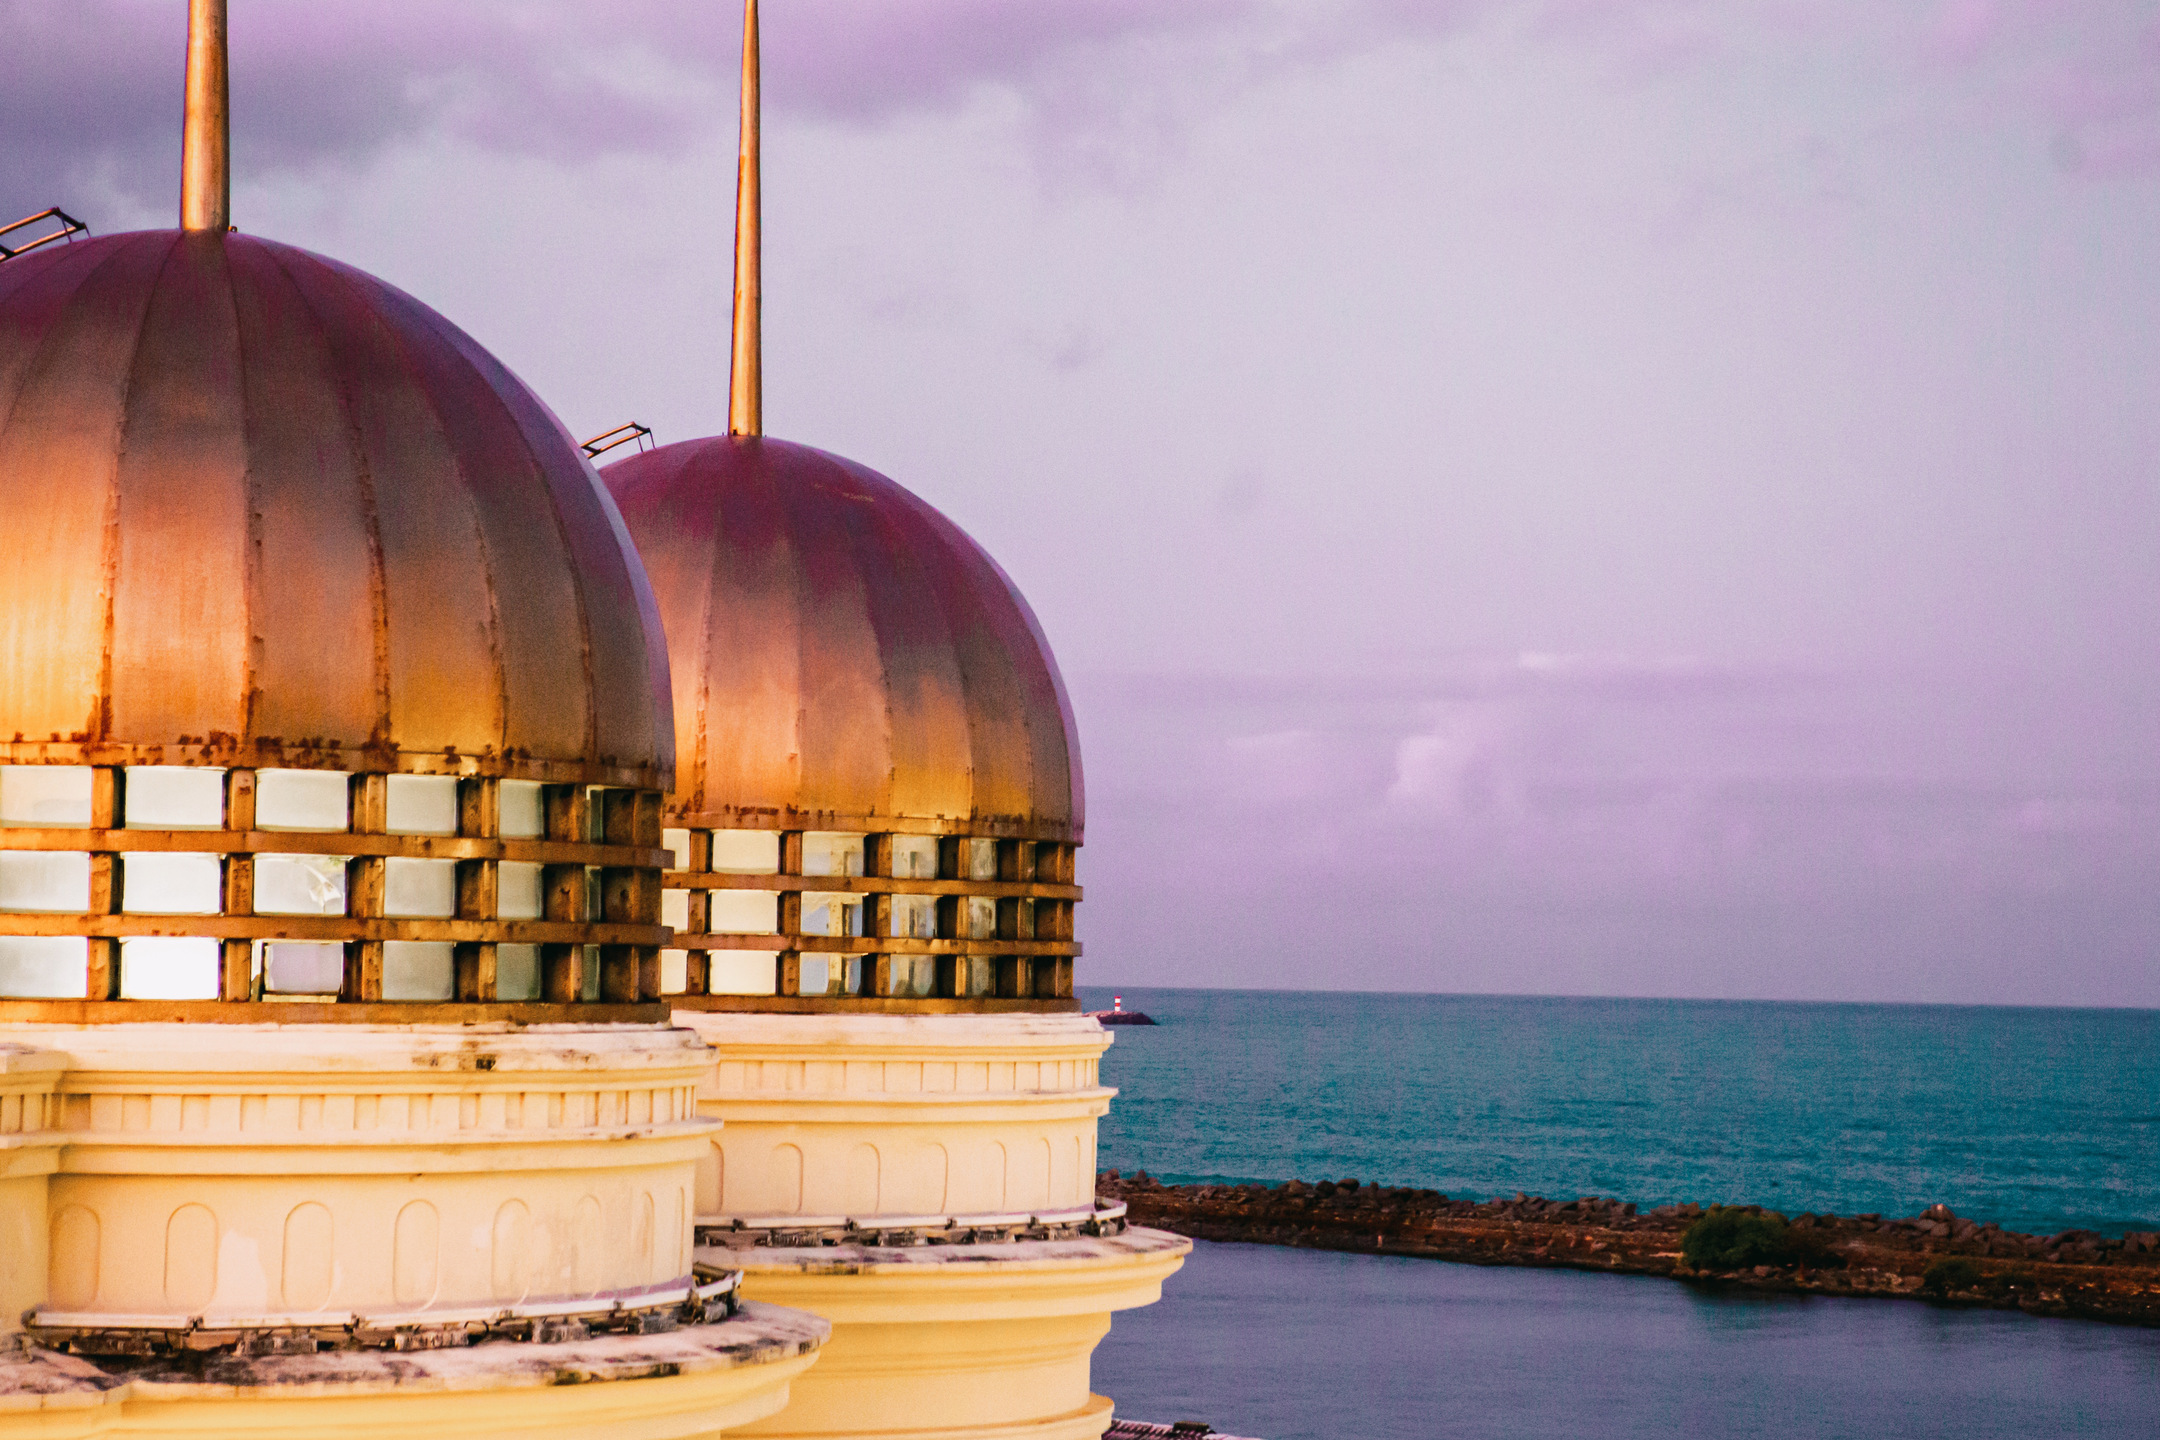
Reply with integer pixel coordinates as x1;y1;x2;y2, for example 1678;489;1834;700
1922;1257;1983;1296
1681;1207;1801;1271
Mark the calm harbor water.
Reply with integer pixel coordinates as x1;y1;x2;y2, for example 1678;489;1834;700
1084;988;2160;1235
1097;1239;2160;1440
1082;988;2160;1438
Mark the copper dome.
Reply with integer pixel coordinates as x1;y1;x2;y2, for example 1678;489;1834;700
602;436;1081;842
0;230;672;787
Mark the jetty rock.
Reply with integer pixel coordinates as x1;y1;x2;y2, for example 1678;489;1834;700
1095;1174;2160;1329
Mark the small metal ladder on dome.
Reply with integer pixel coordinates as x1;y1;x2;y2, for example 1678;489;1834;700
0;208;89;262
581;422;655;459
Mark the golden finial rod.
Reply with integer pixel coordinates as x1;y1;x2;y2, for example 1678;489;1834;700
728;0;762;436
180;0;230;232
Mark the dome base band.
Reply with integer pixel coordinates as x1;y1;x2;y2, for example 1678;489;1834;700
0;1000;671;1023
668;996;1081;1016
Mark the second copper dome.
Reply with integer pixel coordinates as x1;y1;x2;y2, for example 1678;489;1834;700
603;437;1081;843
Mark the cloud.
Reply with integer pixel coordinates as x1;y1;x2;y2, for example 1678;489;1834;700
16;0;2156;231
1081;654;2160;898
1385;715;1502;811
0;0;1621;226
0;0;731;221
1064;654;2160;1001
0;0;1288;220
1910;0;2160;178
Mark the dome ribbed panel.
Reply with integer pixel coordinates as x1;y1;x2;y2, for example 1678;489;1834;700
378;271;672;776
109;235;250;747
828;459;973;827
940;518;1085;835
0;233;171;746
779;449;894;820
671;440;803;822
224;236;383;751
284;241;504;761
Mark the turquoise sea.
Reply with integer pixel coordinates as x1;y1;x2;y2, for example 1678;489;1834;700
1085;988;2160;1235
1083;988;2160;1439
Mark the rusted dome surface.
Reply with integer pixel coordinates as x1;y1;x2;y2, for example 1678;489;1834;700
603;436;1082;842
0;230;672;786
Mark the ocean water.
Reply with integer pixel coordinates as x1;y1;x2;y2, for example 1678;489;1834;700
1084;988;2160;1235
1082;989;2160;1438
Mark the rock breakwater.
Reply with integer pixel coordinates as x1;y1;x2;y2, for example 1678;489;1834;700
1097;1172;2160;1327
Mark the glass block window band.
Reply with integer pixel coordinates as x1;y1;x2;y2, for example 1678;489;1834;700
0;763;671;1010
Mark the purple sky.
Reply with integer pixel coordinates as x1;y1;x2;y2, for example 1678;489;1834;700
7;1;2158;1005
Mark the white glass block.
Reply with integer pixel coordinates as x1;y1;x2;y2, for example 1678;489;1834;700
798;954;865;997
119;937;218;999
383;941;453;1001
124;767;224;829
386;775;459;835
263;942;342;995
0;767;91;827
708;889;778;934
0;852;89;911
707;949;776;995
801;832;864;878
660;888;689;930
660;948;688;994
253;854;348;915
892;955;937;998
890;835;938;878
965;895;997;939
122;852;221;914
891;894;937;939
497;943;540;1000
256;770;349;831
709;829;780;874
383;857;457;918
0;936;87;997
581;944;602;1002
498;861;542;920
802;893;862;938
499;781;544;839
662;828;693;870
967;838;998;881
961;955;996;998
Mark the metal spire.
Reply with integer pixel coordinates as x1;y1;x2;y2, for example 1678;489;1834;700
728;0;761;436
180;0;230;232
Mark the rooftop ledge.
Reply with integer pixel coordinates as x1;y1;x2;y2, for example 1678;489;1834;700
0;1020;711;1073
0;1300;826;1405
699;1226;1191;1275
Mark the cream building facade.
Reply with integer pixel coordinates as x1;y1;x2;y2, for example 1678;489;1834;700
0;5;1183;1439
